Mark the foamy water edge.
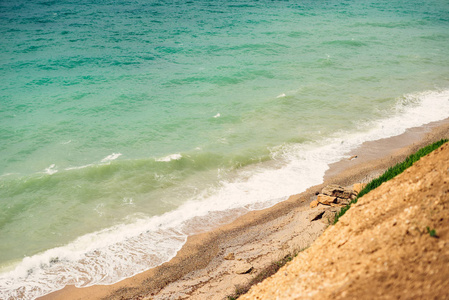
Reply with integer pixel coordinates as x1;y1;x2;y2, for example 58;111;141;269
1;89;448;300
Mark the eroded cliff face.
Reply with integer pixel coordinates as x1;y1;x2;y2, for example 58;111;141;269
241;143;449;300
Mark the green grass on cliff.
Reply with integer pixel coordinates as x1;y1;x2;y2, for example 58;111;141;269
334;138;448;224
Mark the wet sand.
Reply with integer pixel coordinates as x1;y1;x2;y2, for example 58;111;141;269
41;118;449;300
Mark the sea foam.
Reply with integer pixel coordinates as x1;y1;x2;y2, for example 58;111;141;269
43;164;58;175
156;153;183;162
100;153;122;163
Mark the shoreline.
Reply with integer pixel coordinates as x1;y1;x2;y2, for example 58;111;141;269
42;118;449;300
239;129;449;299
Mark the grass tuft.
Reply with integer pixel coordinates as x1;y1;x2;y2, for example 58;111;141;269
334;139;448;224
426;226;438;238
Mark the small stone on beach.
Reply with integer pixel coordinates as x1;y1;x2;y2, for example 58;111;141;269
310;200;319;208
235;261;253;274
224;253;235;260
317;194;337;205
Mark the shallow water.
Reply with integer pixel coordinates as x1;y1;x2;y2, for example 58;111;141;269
1;0;449;298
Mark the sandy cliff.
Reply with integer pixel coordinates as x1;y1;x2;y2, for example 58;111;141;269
241;143;449;299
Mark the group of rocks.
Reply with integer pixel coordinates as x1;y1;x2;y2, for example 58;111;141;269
308;183;366;224
310;183;366;208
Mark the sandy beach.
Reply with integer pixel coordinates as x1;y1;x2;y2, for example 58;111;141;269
41;118;449;300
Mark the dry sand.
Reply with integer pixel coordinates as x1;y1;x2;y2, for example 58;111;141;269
41;118;449;300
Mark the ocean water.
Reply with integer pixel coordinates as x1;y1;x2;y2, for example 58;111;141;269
1;0;449;298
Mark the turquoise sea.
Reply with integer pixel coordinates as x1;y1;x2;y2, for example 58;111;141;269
1;0;449;298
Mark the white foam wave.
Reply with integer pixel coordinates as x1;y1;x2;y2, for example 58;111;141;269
1;89;448;300
0;173;17;178
100;153;122;163
276;93;286;98
213;113;221;118
43;164;58;175
0;221;187;300
156;153;182;162
65;164;94;171
357;89;449;142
